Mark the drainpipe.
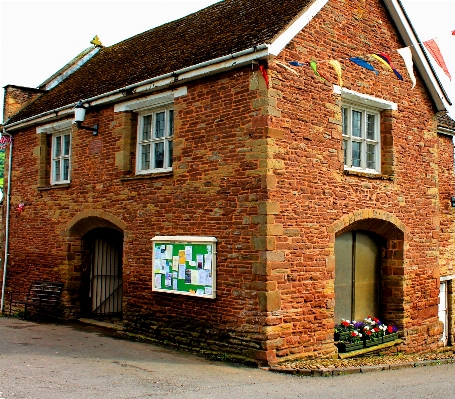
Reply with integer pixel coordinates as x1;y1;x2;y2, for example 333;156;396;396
1;130;13;313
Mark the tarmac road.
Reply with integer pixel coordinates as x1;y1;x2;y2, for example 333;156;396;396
0;317;454;399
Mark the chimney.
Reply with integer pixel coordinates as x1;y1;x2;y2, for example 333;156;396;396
3;85;46;123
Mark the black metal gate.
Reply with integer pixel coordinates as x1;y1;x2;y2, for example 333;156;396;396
90;231;123;316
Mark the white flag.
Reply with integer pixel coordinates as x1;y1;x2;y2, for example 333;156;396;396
397;47;416;89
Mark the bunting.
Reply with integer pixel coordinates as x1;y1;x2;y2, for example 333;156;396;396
0;135;12;150
328;60;343;87
258;64;269;88
397;47;416;89
310;61;330;82
275;61;300;76
349;57;378;75
370;53;403;80
423;39;452;80
282;29;453;90
288;61;307;67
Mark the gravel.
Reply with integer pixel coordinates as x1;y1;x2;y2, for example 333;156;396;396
275;347;455;371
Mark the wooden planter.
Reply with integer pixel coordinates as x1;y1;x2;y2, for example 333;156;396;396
334;331;352;342
336;341;364;353
382;332;399;343
363;337;382;348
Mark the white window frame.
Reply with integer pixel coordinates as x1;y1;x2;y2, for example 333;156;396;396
36;119;73;186
51;129;72;185
342;102;381;173
334;86;398;175
136;105;174;174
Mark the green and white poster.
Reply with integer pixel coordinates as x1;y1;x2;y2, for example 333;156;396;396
151;236;217;299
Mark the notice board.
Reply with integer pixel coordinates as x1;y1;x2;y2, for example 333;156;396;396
151;236;217;299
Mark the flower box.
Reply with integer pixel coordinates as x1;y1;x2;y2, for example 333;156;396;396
382;332;399;343
334;331;352;342
363;337;382;348
336;341;364;353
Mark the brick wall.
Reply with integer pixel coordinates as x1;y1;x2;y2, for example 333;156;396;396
263;0;444;359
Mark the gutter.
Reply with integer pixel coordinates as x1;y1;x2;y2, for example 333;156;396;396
0;130;13;313
3;44;269;132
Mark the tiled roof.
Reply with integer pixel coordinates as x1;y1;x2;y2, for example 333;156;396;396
438;114;455;132
7;0;313;125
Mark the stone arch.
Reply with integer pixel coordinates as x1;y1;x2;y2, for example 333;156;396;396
65;209;126;238
331;209;406;240
61;210;126;318
330;209;406;334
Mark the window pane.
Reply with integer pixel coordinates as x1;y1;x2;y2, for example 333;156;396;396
352;142;361;167
155;112;165;138
141;144;150;170
168;110;174;137
342;108;348;136
167;140;173;168
343;139;348;166
352;110;362;137
142;115;152;140
63;134;70;156
63;159;70;181
55;136;62;157
154;142;164;169
54;160;61;181
367;114;375;140
366;144;376;169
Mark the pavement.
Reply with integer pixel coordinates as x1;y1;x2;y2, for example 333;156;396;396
1;317;455;398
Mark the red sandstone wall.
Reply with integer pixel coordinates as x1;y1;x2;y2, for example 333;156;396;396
265;0;443;358
437;133;455;345
4;68;271;361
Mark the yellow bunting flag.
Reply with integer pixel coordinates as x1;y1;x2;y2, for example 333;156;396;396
328;60;343;87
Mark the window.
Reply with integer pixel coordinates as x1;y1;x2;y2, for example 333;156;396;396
51;130;71;184
342;104;380;173
137;107;174;174
334;86;397;176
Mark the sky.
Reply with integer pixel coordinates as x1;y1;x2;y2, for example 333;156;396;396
0;0;454;122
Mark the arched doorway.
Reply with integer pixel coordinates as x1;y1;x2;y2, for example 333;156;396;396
332;212;406;331
334;230;384;321
65;211;127;319
81;228;123;317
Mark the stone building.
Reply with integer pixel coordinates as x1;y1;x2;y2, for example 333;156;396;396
2;0;455;365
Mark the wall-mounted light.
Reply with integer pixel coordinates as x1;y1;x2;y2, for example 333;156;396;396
74;101;98;136
451;197;455;207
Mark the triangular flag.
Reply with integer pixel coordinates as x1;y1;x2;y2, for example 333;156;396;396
288;61;306;67
452;30;455;35
310;61;330;82
397;47;416;89
349;57;378;75
423;39;451;80
370;54;393;71
328;60;343;87
276;61;300;76
372;53;403;81
258;64;269;88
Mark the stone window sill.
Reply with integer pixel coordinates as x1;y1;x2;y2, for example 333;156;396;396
120;172;173;181
343;169;395;181
38;183;71;191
